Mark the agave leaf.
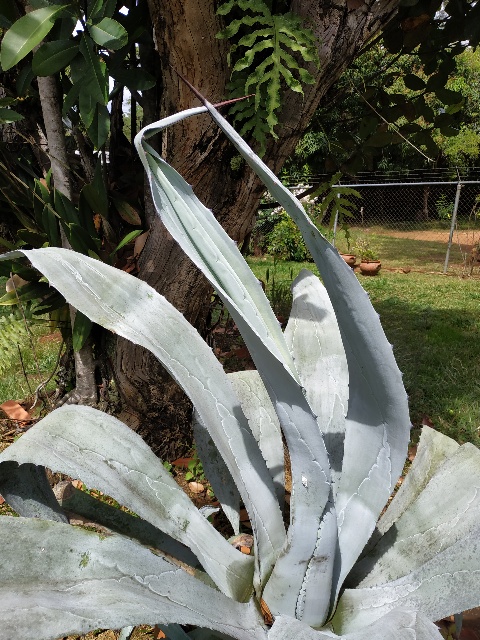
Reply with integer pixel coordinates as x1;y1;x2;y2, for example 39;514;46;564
55;482;199;567
135;109;296;380
199;99;410;602
333;528;480;634
228;370;284;501
346;436;480;589
136;110;335;625
269;608;443;640
0;517;266;640
192;410;241;535
0;247;284;593
0;462;68;523
376;426;459;536
0;405;253;601
284;270;348;498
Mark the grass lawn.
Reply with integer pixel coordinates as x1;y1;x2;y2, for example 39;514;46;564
248;255;480;447
0;277;64;406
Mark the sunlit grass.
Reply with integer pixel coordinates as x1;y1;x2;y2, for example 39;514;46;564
0;278;64;405
248;256;480;447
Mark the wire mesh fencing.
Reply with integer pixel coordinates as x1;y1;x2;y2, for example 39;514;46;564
251;167;480;275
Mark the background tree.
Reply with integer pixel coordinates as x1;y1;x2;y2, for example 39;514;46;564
0;0;479;455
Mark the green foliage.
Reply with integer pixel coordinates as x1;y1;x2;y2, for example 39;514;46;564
266;212;310;262
184;448;206;483
311;172;362;227
435;193;454;221
0;0;153;149
0;5;69;71
0;311;28;376
286;30;480;175
352;237;379;261
217;0;318;154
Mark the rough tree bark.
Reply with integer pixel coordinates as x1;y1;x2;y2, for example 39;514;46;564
114;0;402;456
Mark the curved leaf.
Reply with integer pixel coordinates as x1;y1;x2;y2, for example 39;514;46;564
88;17;128;50
333;529;480;634
228;370;284;501
0;462;68;523
55;481;199;567
0;517;266;640
0;248;285;594
376;426;458;536
136;113;335;625
284;270;348;499
199;99;410;606
1;5;68;71
192;410;241;535
346;437;480;590
269;609;443;640
0;405;254;601
32;39;78;76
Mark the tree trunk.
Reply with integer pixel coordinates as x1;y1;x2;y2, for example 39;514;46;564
114;0;401;457
36;74;97;406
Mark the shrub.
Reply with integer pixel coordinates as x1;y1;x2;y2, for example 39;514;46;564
266;213;310;261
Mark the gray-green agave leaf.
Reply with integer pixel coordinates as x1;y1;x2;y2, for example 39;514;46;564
0;517;265;640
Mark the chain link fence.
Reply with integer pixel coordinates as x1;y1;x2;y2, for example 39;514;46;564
252;167;480;275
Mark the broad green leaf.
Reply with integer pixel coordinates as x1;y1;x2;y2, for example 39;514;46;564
0;107;23;123
0;517;266;640
284;271;348;499
42;205;61;247
0;5;68;71
198;99;410;608
88;17;128;50
111;194;142;225
0;248;284;595
87;102;110;148
72;310;92;352
32;39;78;75
110;230;143;256
79;34;109;105
136;113;335;624
0;405;254;601
16;228;48;247
81;160;109;217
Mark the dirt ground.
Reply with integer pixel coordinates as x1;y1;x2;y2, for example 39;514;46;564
375;227;479;249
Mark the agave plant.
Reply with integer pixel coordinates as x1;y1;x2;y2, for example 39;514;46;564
0;97;479;640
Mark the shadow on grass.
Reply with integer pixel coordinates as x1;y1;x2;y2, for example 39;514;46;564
372;298;480;447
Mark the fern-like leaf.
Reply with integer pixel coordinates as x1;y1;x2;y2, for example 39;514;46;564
217;0;319;155
0;312;28;376
313;173;362;226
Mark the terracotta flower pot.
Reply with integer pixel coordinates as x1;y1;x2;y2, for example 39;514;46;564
340;253;356;268
359;259;381;275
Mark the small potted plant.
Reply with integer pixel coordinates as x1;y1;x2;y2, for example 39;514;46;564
354;237;381;275
338;225;356;268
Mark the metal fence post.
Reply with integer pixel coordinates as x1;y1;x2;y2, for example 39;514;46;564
443;180;463;274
